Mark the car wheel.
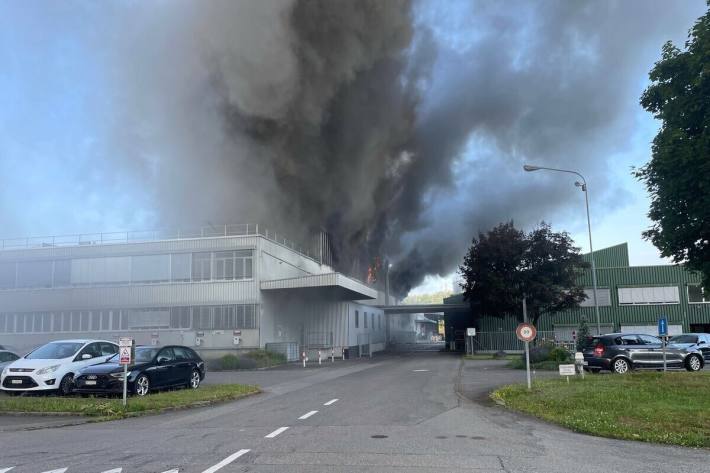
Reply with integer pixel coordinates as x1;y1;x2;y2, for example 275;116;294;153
188;370;201;389
611;358;630;374
685;354;703;372
59;374;74;395
134;374;150;396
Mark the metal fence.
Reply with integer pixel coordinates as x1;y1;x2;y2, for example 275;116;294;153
471;331;564;352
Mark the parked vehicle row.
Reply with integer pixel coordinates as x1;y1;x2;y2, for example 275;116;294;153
583;333;706;374
0;339;205;396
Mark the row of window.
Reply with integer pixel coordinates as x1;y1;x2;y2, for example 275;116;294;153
0;250;253;290
354;310;382;330
579;285;709;307
0;304;258;334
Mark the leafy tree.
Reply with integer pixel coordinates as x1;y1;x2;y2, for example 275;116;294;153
637;7;710;290
458;222;588;326
576;317;590;352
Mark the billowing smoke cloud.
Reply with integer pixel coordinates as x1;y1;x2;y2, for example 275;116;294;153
0;0;704;296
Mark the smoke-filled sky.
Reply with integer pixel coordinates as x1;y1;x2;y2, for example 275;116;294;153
0;0;706;296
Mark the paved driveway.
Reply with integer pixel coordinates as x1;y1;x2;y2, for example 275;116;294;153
0;352;707;472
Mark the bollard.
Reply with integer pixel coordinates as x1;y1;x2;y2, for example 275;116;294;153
302;351;307;368
331;348;334;363
318;350;322;365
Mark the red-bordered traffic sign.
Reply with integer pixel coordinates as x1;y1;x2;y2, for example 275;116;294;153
516;323;537;342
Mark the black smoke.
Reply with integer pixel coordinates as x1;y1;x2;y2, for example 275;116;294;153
1;0;704;297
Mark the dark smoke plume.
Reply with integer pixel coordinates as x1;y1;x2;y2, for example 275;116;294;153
0;0;704;297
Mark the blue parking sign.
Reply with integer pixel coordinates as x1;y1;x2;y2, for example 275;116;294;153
658;317;668;337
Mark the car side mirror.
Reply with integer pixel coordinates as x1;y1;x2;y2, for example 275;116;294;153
157;357;168;364
81;353;92;360
699;340;706;345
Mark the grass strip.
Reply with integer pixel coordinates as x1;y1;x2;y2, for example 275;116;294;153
506;358;566;370
463;354;518;361
0;384;260;419
492;371;710;448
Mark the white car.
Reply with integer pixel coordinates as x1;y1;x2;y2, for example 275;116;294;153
1;339;118;395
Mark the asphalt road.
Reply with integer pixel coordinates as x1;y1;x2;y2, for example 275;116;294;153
1;351;708;473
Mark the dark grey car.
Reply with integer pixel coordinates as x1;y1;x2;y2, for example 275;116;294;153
583;333;704;374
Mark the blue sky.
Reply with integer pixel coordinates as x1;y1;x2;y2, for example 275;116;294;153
0;1;706;295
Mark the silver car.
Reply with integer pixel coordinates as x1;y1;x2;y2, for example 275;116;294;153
0;350;20;371
669;333;710;362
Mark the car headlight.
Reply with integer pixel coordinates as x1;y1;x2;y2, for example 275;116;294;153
110;371;132;379
1;367;7;378
35;365;60;375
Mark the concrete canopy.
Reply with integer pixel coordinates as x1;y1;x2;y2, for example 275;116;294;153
261;273;377;300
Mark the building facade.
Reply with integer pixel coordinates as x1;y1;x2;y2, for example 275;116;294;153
445;243;710;351
0;225;386;358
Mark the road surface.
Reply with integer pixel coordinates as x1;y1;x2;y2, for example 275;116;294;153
0;351;706;472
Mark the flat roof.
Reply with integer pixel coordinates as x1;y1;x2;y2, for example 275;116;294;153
261;273;378;300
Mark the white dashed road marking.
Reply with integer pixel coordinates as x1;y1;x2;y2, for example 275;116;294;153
265;426;289;438
160;470;180;473
323;398;339;406
0;468;14;473
413;369;429;372
40;469;67;473
201;449;250;473
298;410;318;420
101;469;122;473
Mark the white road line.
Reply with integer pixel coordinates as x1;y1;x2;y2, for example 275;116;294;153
265;426;289;438
323;398;339;406
159;470;179;473
100;469;122;473
0;468;14;473
40;469;67;473
413;369;429;372
201;449;250;473
298;410;318;419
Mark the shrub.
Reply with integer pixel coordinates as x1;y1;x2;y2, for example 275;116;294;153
219;354;240;370
526;341;554;363
492;350;508;359
547;347;571;363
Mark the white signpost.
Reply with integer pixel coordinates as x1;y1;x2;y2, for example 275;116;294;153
517;298;537;391
559;364;576;383
465;327;477;355
118;337;133;407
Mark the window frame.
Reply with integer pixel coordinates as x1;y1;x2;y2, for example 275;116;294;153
687;284;710;304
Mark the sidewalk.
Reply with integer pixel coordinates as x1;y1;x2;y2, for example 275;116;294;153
456;358;556;403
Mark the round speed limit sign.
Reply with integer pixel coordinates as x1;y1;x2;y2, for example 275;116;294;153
516;323;537;342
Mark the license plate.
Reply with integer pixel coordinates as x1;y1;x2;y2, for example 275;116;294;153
84;380;97;385
11;379;22;384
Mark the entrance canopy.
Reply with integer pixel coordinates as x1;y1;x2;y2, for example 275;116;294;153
261;272;377;300
378;303;469;314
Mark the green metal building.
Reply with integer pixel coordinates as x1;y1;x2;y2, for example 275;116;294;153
444;243;710;351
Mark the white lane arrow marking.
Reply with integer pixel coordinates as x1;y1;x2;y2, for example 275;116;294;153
265;426;289;438
298;410;318;419
0;468;15;473
323;398;339;406
40;469;67;473
201;449;250;473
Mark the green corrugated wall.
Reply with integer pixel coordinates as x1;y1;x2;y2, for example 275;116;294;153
446;242;710;333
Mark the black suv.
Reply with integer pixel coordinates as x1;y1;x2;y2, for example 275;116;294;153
583;333;704;374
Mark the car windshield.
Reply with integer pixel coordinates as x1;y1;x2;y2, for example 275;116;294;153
669;335;698;344
25;342;84;360
109;347;158;364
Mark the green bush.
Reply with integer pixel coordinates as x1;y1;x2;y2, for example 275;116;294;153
526;341;555;363
548;347;572;363
220;354;240;370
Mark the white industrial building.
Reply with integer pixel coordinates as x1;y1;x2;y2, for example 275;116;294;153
0;224;389;359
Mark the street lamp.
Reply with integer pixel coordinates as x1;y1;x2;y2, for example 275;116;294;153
523;164;602;335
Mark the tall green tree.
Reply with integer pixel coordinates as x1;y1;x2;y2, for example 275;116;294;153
637;6;710;290
458;222;588;326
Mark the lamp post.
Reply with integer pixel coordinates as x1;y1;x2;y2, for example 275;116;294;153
523;164;601;335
